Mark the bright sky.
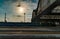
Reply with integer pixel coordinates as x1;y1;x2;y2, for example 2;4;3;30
0;0;38;22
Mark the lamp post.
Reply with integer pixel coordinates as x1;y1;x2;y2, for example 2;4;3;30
24;13;26;22
4;13;7;22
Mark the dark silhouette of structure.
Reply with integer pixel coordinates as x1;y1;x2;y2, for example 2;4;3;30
31;0;60;26
4;13;7;22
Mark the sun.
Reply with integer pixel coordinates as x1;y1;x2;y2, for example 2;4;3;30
18;7;25;13
15;6;25;16
14;2;28;16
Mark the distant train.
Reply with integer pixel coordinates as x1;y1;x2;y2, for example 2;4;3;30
0;22;57;27
0;22;40;27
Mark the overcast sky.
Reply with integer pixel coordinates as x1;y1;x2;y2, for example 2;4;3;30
0;0;38;22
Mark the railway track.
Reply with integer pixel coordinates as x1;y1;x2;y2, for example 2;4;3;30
0;27;59;39
0;27;59;34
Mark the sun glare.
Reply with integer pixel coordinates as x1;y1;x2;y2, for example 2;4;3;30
18;7;25;13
